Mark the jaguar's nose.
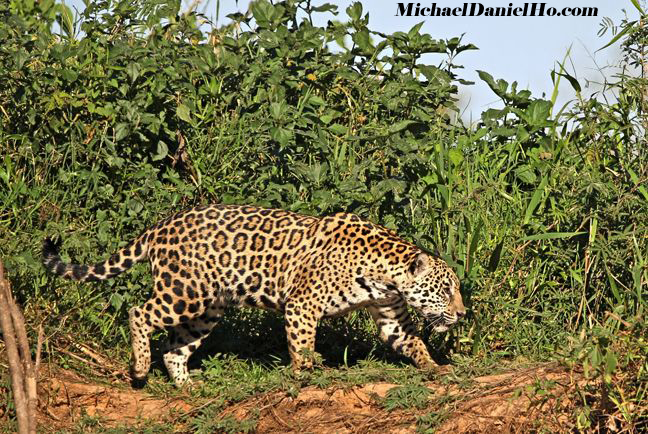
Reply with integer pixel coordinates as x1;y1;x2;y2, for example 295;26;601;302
456;310;466;319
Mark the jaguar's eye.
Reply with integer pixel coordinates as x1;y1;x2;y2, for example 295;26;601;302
444;283;453;296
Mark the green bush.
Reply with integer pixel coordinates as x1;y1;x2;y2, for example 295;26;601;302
1;0;475;341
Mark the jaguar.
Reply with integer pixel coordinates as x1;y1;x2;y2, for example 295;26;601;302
43;204;465;386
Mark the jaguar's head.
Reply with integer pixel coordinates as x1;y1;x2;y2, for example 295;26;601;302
399;252;465;332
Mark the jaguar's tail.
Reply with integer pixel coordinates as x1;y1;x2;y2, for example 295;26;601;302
42;235;149;282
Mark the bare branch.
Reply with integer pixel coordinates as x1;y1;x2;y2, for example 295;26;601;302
0;261;38;434
0;262;29;434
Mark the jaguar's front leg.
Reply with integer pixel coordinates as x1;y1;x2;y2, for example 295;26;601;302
284;299;320;372
367;298;437;369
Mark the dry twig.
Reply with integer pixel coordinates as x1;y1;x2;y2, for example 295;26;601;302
0;260;39;433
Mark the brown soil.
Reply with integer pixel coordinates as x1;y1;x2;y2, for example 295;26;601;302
223;364;580;433
36;369;192;431
32;363;582;433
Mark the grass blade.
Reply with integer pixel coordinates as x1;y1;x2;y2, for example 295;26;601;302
524;176;548;225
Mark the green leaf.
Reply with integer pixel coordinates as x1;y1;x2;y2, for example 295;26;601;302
60;69;78;82
477;70;507;98
588;216;598;245
251;1;272;27
605;263;622;304
630;0;645;15
312;3;338;13
448;149;463;166
177;104;192;123
320;114;334;124
515;165;536;184
627;167;648;201
0;159;9;186
487;240;504;273
467;217;483;273
388;120;416;134
551;69;581;93
421;174;437;185
328;123;348;135
293;162;328;184
418;65;449;84
270;102;288;120
114;123;129;141
126;62;141;83
604;352;617;383
352;28;372;51
109;293;124;311
338;179;365;193
526;100;553;127
407;21;424;38
13;50;28;70
270;126;293;145
347;2;363;21
152;141;168;161
598;22;635;51
516;125;530;142
259;30;280;48
524;175;548;224
55;3;75;38
308;95;325;107
492;127;516;138
372;179;406;199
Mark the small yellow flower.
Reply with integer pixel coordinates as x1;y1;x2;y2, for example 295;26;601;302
306;73;317;81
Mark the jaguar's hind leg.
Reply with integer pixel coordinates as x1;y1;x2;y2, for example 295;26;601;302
162;304;224;385
128;301;166;381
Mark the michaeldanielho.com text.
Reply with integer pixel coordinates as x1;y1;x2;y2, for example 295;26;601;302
396;3;598;17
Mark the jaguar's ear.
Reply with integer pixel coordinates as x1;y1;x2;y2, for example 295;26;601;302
408;253;430;277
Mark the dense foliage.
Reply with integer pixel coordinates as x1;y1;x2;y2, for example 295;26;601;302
0;0;646;429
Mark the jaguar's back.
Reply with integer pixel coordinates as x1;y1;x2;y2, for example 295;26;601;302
145;204;320;313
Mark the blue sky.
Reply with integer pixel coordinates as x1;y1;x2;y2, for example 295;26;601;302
66;0;635;120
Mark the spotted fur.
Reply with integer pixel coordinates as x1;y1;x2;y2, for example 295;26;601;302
43;204;465;386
